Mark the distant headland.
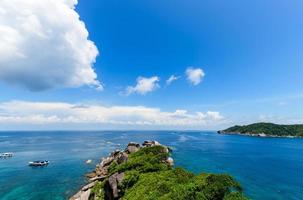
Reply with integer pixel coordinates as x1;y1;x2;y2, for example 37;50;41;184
218;122;303;138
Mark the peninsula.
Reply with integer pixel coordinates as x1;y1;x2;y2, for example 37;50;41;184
71;141;247;200
218;122;303;137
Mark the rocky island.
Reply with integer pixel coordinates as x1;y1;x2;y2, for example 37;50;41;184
70;140;247;200
218;122;303;137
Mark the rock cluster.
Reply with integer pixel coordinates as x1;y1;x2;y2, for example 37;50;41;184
70;141;173;200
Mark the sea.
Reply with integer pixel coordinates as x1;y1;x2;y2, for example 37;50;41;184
0;131;303;200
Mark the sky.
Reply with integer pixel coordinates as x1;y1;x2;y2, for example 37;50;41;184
0;0;303;130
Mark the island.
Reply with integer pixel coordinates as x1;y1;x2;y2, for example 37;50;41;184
218;122;303;137
71;141;247;200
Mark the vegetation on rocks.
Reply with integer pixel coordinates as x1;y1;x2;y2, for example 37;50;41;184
108;145;170;175
84;142;247;200
120;168;245;200
219;122;303;137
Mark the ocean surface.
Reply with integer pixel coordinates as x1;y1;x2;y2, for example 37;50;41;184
0;131;303;200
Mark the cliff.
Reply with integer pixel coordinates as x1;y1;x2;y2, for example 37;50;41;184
70;141;247;200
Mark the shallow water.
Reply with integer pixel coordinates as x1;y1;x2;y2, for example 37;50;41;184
0;131;303;200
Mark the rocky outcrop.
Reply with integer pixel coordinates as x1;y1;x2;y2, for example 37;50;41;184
70;181;96;200
70;141;172;200
142;140;160;147
70;140;247;200
105;172;125;200
125;142;140;154
166;157;174;166
116;152;128;164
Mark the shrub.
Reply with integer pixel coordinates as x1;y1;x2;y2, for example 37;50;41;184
90;146;247;200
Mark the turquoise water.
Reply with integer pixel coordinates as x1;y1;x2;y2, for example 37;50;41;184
0;131;303;200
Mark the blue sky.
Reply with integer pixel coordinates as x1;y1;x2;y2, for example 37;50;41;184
0;0;303;130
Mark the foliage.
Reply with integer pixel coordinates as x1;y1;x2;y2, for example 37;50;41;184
222;122;303;137
120;170;140;194
91;180;106;200
91;146;248;200
224;192;248;200
122;170;246;200
109;145;170;175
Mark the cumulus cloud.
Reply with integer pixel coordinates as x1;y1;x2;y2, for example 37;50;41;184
166;75;180;85
185;67;205;85
125;76;160;95
0;0;101;91
0;101;225;129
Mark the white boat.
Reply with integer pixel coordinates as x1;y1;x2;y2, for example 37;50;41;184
28;160;49;166
0;152;13;158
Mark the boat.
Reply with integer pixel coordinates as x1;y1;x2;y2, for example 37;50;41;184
28;160;49;166
0;152;13;158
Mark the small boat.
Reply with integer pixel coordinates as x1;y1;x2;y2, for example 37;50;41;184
28;160;49;166
0;152;13;158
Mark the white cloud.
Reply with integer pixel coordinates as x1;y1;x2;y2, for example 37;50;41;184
166;75;180;85
125;76;160;95
185;67;205;85
0;101;225;129
0;0;101;91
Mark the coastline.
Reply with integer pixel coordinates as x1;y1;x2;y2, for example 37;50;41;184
70;141;174;200
70;140;247;200
218;131;299;138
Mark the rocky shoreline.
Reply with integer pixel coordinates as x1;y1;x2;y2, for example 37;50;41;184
70;141;173;200
218;130;297;138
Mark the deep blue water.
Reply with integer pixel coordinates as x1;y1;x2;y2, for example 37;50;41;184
0;131;303;200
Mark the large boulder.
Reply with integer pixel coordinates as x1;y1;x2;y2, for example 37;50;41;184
167;157;174;166
95;150;128;179
142;140;160;147
86;172;97;179
70;181;96;200
142;141;171;154
125;142;140;153
105;172;125;200
116;152;128;164
70;189;91;200
100;156;115;168
95;165;109;177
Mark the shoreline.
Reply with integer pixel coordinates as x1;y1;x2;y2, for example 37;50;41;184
70;141;173;200
70;140;247;200
218;131;300;138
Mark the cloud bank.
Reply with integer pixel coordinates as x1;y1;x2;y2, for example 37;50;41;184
0;101;225;129
126;76;160;95
0;0;101;91
186;67;205;85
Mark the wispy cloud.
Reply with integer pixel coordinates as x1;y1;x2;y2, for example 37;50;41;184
125;76;160;95
166;75;180;85
185;67;205;85
258;114;303;125
193;93;303;109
